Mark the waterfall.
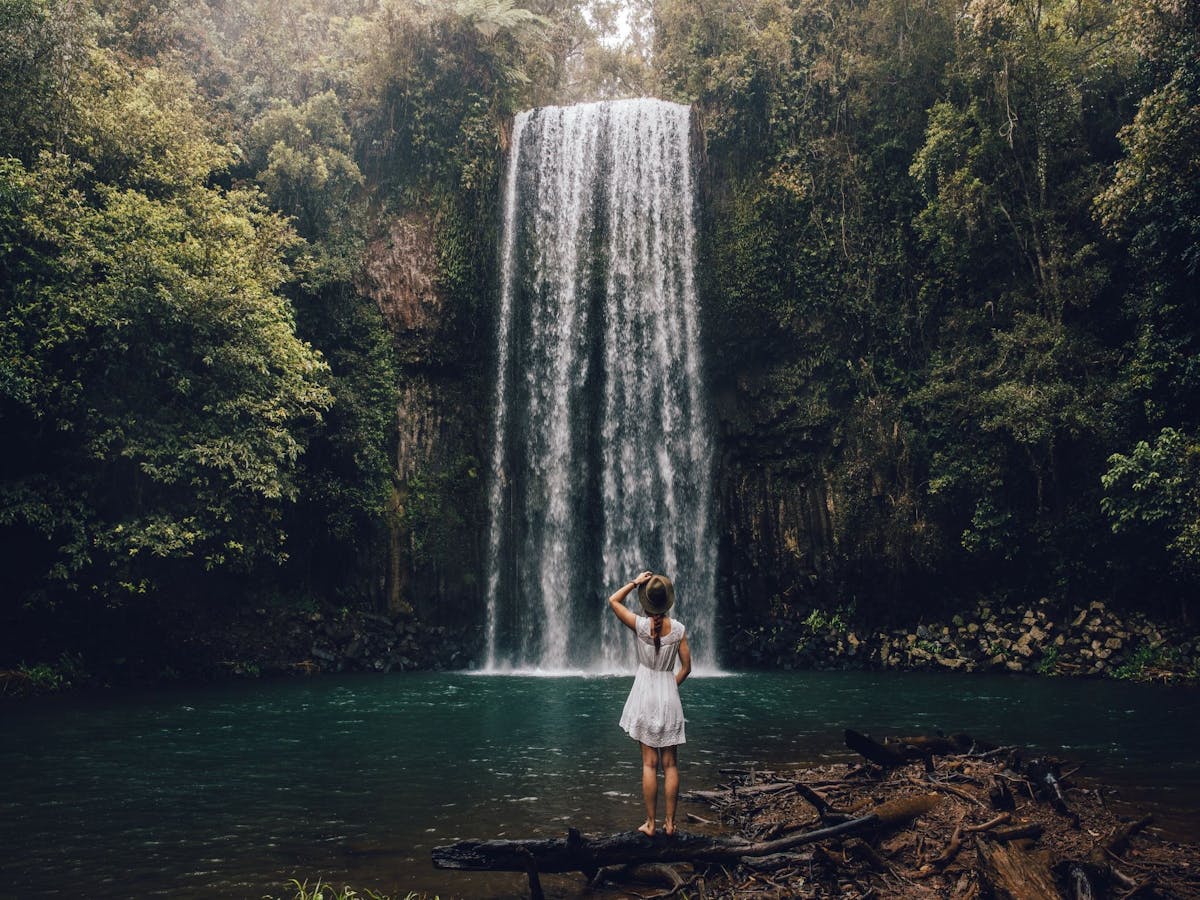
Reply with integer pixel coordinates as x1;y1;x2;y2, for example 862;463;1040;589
484;99;717;673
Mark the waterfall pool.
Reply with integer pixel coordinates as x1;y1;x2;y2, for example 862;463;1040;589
2;670;1197;898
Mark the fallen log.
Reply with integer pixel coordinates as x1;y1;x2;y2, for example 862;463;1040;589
432;794;941;875
885;732;977;756
845;728;910;768
976;838;1063;900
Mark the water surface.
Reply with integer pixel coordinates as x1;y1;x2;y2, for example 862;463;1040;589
1;670;1197;898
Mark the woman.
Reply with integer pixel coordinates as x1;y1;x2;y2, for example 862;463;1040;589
608;570;692;837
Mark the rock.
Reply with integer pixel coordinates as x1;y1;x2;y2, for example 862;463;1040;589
1013;634;1035;658
1005;660;1025;672
1105;637;1123;650
311;646;335;662
968;622;979;634
1029;625;1046;642
938;657;967;670
952;615;965;627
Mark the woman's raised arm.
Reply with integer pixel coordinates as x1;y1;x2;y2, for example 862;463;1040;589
607;571;652;631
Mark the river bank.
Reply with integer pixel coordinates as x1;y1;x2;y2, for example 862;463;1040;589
732;597;1200;685
3;595;1197;699
670;733;1200;898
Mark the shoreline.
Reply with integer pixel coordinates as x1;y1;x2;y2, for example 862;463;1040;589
3;596;1197;700
731;597;1199;684
673;735;1200;898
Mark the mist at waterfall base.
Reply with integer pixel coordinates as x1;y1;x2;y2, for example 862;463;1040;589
3;671;1199;899
483;99;717;674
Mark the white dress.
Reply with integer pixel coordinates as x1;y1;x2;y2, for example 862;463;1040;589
619;615;686;748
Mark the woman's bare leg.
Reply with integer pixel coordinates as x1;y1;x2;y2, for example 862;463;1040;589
639;743;660;835
661;746;679;835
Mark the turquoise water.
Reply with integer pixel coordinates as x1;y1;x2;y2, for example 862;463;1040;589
1;670;1197;898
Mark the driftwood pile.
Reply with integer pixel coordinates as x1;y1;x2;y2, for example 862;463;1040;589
433;728;1200;898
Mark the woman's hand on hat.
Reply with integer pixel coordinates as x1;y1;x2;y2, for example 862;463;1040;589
632;570;653;586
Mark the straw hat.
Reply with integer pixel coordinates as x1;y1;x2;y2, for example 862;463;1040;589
638;573;675;615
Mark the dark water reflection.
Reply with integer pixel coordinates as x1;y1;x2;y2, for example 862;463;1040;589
1;671;1197;898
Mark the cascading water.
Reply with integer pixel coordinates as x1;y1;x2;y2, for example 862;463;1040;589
484;98;718;673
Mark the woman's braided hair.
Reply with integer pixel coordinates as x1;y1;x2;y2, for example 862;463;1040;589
651;613;664;651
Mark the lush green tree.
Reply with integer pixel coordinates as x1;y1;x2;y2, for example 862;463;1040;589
1093;0;1200;609
0;0;92;160
1102;428;1200;594
243;91;398;601
0;48;331;608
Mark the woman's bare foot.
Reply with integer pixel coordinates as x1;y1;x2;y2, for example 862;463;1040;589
637;819;655;837
664;818;677;837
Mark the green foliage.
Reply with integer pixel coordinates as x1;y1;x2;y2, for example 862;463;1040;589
0;0;92;159
1102;428;1200;583
803;604;853;634
1037;644;1061;675
18;662;63;692
241;88;398;600
402;456;481;566
355;0;551;204
12;652;86;693
0;43;332;605
264;878;418;900
246;92;364;250
656;0;1197;613
1110;641;1195;683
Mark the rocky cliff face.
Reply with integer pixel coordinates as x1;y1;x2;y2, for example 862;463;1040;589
361;214;444;335
360;211;488;640
707;356;840;645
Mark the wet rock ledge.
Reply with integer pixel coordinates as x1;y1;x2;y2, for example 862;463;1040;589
732;599;1199;683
